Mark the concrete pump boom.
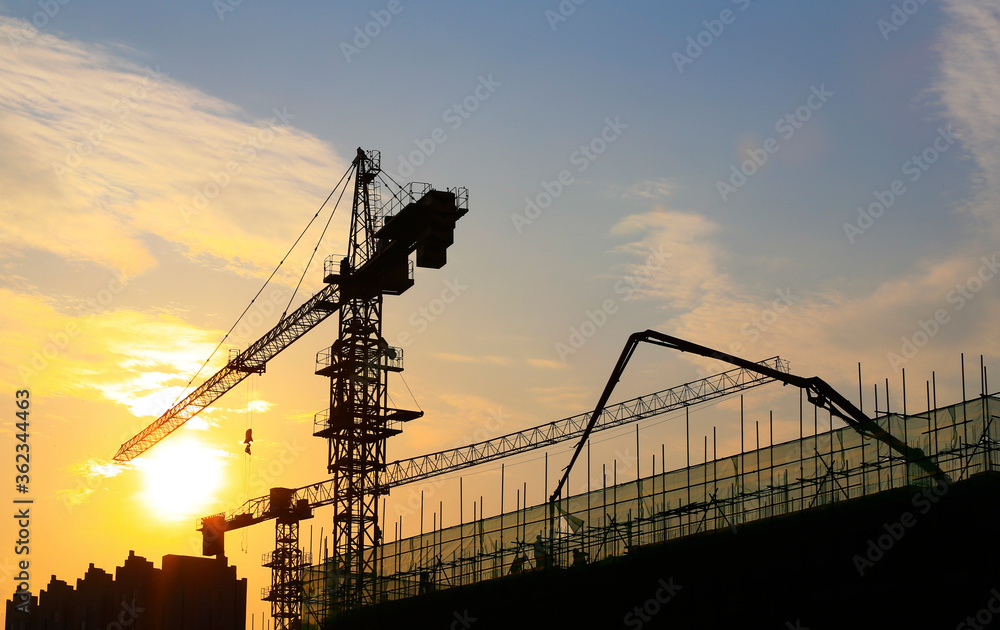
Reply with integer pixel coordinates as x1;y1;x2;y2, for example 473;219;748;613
549;329;949;507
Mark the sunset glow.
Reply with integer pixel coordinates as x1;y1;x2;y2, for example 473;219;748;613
1;1;998;626
135;437;230;522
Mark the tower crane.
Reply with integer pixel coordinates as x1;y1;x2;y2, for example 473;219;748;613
317;149;467;614
113;149;465;465
113;147;468;627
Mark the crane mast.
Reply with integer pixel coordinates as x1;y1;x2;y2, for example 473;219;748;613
113;146;466;626
311;148;467;612
325;148;390;611
257;149;467;624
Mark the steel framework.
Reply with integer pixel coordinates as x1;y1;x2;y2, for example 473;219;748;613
111;143;466;628
309;148;467;615
323;149;388;612
382;357;788;487
199;358;788;553
113;284;341;463
262;488;313;629
550;329;948;510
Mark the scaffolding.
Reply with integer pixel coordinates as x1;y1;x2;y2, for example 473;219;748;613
300;392;997;627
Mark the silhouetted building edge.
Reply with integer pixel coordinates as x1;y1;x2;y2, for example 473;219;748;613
4;551;246;630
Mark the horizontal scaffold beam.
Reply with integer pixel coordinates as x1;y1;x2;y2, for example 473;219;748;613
201;357;788;533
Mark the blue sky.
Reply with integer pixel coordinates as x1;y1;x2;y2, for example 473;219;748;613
1;0;998;623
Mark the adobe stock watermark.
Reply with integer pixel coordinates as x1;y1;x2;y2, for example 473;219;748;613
448;609;477;630
716;84;833;202
243;439;307;500
106;597;144;629
391;406;509;521
956;589;1000;630
6;1;73;56
876;0;930;42
230;262;309;346
851;476;950;576
511;116;628;233
180;107;296;223
843;126;957;244
556;244;669;362
887;253;998;370
545;0;587;31
340;0;405;63
692;287;800;378
391;278;467;349
212;0;246;22
51;66;168;181
739;288;799;345
18;269;131;384
673;0;754;73
231;289;288;346
392;74;501;179
623;576;682;629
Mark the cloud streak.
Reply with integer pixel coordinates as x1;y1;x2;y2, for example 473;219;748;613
600;10;1000;391
611;209;998;392
0;17;346;277
936;0;1000;234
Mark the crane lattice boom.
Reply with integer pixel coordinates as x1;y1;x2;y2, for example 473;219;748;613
113;284;341;463
198;358;787;544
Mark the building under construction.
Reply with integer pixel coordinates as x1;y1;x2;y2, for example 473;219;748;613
96;148;999;629
297;389;999;629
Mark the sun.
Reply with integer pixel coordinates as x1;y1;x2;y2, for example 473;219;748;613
136;436;230;522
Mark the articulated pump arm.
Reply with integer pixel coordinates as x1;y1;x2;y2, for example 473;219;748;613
550;330;947;506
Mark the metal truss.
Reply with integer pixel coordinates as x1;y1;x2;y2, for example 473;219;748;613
382;357;788;487
114;283;342;463
201;357;788;531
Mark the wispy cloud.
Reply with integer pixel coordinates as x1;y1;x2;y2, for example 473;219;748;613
936;0;1000;234
0;288;233;416
72;459;125;480
526;358;570;370
611;208;999;385
0;17;346;277
434;353;571;371
622;178;677;201
602;11;1000;384
609;208;727;310
431;352;515;366
529;384;591;409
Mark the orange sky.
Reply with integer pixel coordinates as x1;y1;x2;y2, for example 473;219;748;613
2;3;1000;626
